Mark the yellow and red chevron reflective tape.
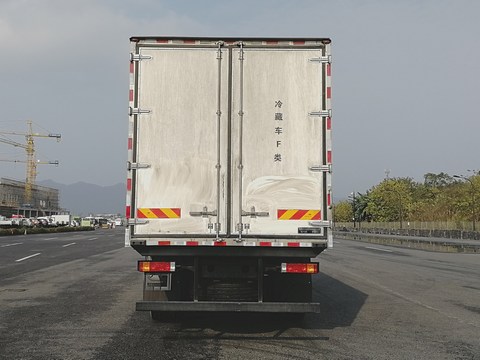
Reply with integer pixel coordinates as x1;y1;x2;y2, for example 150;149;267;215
277;209;321;220
137;208;181;219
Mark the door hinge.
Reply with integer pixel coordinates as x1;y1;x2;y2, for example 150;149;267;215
309;110;332;118
236;223;250;232
130;53;152;62
309;164;332;173
309;55;331;64
129;107;151;116
207;222;222;232
127;162;151;171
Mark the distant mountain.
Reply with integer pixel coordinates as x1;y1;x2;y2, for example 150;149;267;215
37;180;125;216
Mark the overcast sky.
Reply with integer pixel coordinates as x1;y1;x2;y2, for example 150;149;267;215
0;0;479;200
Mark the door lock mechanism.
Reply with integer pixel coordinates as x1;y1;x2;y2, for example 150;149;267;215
241;206;269;218
189;206;217;218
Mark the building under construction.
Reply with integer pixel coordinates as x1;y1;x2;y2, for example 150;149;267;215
0;121;61;217
0;178;60;217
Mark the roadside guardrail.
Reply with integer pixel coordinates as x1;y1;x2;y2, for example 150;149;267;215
334;230;480;253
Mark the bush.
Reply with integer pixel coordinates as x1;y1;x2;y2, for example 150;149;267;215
0;226;95;237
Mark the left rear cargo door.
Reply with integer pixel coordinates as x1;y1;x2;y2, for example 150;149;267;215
131;43;229;237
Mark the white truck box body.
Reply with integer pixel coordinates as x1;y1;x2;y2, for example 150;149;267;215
51;214;71;226
127;37;332;247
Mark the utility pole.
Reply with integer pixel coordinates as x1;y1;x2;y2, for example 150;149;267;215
349;191;356;229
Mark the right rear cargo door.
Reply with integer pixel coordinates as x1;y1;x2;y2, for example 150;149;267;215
230;43;329;238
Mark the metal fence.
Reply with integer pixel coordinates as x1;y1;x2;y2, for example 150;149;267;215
334;221;476;231
334;221;480;240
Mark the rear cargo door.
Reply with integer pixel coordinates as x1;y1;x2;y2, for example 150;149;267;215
132;44;229;236
230;45;327;237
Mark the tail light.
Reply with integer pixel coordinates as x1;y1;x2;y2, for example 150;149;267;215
137;261;175;272
281;262;319;274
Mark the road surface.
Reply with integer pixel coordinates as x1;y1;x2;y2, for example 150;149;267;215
0;230;478;359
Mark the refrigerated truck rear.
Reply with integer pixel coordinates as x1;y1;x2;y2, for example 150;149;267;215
126;36;333;317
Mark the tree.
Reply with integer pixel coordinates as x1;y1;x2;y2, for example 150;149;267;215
342;172;480;227
452;175;480;229
365;178;414;225
424;172;454;188
353;192;371;223
333;200;353;223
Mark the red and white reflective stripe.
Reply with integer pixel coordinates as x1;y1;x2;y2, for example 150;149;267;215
325;42;333;219
287;242;315;248
145;240;313;247
325;46;332;167
140;39;326;47
258;242;285;247
126;41;136;222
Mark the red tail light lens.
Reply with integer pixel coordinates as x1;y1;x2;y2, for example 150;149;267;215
137;261;175;272
281;263;319;274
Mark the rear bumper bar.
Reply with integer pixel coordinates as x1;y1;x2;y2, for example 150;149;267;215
136;301;320;313
131;244;327;257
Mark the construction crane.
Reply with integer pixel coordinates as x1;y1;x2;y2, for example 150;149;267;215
0;121;61;205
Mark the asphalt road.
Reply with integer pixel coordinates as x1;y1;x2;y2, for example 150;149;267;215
0;230;479;359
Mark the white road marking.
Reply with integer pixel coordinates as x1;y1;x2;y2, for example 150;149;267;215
44;237;57;240
88;237;98;241
15;253;41;262
365;246;393;253
62;243;76;248
1;242;23;248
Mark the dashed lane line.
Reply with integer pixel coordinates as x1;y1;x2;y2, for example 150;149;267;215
62;243;76;248
1;242;23;248
365;246;393;253
15;253;41;262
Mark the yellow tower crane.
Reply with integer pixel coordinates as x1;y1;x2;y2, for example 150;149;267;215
0;121;61;205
